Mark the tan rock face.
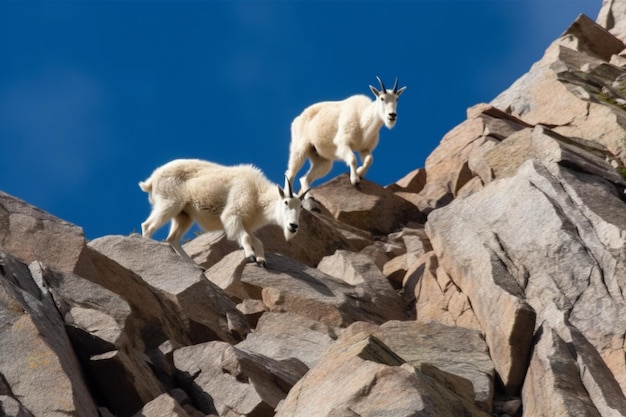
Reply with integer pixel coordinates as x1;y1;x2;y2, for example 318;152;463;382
275;330;490;417
174;341;305;416
0;191;91;276
427;159;626;403
598;0;626;43
408;252;481;330
183;208;372;269
375;320;494;413
309;173;424;235
89;235;251;345
5;3;626;417
492;14;626;162
0;250;99;417
206;252;404;327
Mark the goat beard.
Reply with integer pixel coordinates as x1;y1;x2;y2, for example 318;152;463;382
385;119;397;129
284;228;297;241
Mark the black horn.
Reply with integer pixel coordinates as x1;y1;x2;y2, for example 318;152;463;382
392;77;399;94
376;76;386;93
299;187;312;201
285;175;294;198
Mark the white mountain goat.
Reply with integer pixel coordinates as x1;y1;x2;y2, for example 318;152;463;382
285;77;406;195
139;158;308;267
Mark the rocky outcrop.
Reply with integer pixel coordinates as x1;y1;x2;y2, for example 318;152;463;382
4;3;626;416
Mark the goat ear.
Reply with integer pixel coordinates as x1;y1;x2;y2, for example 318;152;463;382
278;185;286;199
395;86;407;96
369;85;380;97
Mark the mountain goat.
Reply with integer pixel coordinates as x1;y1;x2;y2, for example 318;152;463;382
285;77;406;195
139;159;307;267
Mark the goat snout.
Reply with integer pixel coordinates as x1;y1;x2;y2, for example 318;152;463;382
388;113;397;121
288;223;299;233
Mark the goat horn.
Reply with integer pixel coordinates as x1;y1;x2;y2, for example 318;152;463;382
376;76;386;93
392;77;399;94
299;188;311;200
285;175;294;198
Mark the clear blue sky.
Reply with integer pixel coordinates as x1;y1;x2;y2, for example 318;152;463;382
0;1;600;240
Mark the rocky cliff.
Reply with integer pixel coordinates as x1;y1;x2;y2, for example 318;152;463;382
3;2;626;417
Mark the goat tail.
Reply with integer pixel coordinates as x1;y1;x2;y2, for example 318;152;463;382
138;179;151;192
138;179;153;204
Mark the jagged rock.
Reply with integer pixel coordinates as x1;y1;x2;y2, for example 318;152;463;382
456;174;485;199
132;393;191;417
182;231;239;270
407;252;481;330
29;262;166;415
402;252;431;314
0;191;92;276
416;104;529;214
426;174;539;394
392;226;432;265
480;124;626;186
236;299;267;328
317;249;406;320
275;330;490;417
0;250;99;417
427;158;626;404
387;167;427;207
89;234;250;344
236;311;339;368
203;249;250;291
309;173;424;236
80;242;194;352
255;209;373;266
4;3;626;415
358;240;403;271
349;320;494;413
598;0;626;43
207;251;404;326
184;208;372;269
387;167;427;194
174;341;306;416
382;254;407;287
382;321;493;413
88;349;165;417
30;261;131;352
522;322;604;417
168;388;208;417
382;227;432;289
492;14;626;162
0;396;34;417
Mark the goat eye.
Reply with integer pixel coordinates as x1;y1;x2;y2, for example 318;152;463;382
380;97;385;102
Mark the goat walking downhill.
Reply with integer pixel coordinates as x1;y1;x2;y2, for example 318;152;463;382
139;158;307;267
285;76;406;195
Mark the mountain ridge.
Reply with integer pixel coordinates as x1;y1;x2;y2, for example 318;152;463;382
2;2;626;416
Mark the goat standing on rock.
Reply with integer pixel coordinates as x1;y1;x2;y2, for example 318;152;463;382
285;77;406;195
139;159;307;267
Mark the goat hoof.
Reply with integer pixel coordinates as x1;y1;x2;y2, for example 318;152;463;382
246;255;257;264
257;260;267;268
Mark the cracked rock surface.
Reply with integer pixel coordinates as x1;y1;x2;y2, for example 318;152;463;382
3;4;626;417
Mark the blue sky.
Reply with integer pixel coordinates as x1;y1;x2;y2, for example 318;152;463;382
0;1;600;241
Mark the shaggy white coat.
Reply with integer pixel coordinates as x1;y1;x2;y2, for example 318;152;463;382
285;78;406;194
140;158;303;266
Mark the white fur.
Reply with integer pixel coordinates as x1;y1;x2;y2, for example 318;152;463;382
139;158;304;266
285;77;406;194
